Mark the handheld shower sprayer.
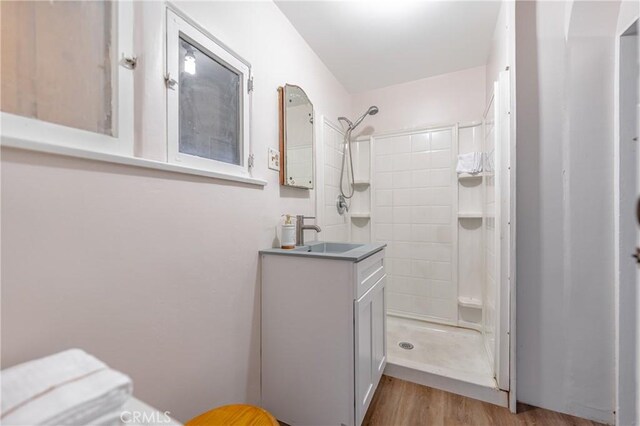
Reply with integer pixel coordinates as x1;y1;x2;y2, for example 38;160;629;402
337;106;379;213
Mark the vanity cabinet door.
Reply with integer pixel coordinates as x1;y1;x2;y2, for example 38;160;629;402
372;275;387;382
354;275;386;426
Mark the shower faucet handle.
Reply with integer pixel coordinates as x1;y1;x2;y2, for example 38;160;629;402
337;195;349;215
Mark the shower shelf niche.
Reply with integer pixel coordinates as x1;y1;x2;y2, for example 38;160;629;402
458;296;483;309
458;172;487;180
458;212;483;219
456;122;485;336
349;137;372;243
350;212;371;220
352;180;370;188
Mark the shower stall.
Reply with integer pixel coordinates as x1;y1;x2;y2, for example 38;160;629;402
320;71;514;407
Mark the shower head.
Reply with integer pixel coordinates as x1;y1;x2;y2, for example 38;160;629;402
337;105;379;201
351;105;379;130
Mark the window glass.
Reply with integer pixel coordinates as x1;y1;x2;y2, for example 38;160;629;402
1;1;115;136
178;36;241;165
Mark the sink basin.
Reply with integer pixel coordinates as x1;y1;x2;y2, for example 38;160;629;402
294;242;364;254
260;241;386;262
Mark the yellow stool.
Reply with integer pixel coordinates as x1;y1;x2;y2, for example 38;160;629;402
185;404;279;426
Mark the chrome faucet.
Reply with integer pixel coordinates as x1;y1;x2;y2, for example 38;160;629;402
296;215;321;246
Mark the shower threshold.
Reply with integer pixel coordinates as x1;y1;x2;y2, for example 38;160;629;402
384;315;508;407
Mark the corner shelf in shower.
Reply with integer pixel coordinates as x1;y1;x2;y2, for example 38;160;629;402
350;212;371;219
352;180;370;188
458;296;483;309
457;212;483;219
458;172;487;180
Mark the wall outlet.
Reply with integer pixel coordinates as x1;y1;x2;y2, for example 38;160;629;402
268;147;280;171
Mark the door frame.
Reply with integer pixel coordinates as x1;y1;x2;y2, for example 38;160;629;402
505;0;518;413
614;16;639;426
493;69;513;394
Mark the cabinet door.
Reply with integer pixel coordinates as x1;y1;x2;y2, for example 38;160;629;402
372;276;386;382
354;275;386;426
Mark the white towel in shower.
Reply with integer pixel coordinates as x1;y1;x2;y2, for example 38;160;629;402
456;152;483;174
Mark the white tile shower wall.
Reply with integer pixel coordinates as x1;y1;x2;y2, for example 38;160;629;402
373;130;457;323
322;120;349;242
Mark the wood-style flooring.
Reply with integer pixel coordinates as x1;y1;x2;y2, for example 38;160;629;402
362;376;604;426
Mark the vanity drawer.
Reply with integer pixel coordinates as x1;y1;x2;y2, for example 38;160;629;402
355;249;385;299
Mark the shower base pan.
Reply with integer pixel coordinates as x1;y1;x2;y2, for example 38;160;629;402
384;315;508;407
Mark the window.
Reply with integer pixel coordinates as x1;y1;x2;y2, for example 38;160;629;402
166;9;252;177
0;0;133;155
0;4;265;186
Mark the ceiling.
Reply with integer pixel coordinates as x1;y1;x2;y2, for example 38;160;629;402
275;1;501;93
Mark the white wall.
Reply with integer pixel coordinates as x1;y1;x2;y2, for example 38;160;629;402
485;1;509;104
350;66;486;136
0;1;351;422
617;0;639;34
515;1;622;423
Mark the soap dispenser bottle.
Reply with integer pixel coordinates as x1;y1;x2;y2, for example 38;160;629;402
281;214;296;249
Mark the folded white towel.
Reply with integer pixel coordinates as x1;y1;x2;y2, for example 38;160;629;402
1;349;133;425
2;349;106;414
456;152;483;174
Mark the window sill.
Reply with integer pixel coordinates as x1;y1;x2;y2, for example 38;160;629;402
1;137;268;187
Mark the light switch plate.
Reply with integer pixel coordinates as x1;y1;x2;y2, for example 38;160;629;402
268;147;280;171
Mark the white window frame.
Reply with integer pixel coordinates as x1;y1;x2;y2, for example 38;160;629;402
166;8;252;178
0;1;134;156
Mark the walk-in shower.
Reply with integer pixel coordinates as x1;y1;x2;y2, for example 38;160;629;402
336;106;379;214
320;73;513;407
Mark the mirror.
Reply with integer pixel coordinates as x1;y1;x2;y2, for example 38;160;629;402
279;84;314;189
